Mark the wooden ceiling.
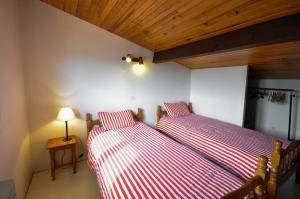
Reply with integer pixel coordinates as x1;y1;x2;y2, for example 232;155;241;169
41;0;300;51
177;41;300;79
41;0;300;79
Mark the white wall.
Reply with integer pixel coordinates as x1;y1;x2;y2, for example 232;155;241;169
190;66;248;126
20;0;191;172
0;0;32;198
246;79;300;140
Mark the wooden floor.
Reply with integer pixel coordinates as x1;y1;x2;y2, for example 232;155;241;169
26;161;300;199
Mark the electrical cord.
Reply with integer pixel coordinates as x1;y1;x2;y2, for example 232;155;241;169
61;149;66;165
78;136;84;159
59;136;85;165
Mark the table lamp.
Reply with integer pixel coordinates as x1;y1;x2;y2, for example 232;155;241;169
57;107;75;141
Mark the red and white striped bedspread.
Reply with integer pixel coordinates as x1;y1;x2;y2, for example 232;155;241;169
87;122;244;199
157;114;291;180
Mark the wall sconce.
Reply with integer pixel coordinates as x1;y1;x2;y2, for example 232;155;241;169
122;54;146;75
122;55;144;67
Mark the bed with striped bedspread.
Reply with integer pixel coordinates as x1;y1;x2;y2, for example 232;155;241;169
87;122;244;199
157;114;291;180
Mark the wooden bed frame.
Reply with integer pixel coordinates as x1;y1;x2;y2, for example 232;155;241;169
223;155;268;199
86;108;143;135
157;103;300;199
85;108;271;198
156;102;193;123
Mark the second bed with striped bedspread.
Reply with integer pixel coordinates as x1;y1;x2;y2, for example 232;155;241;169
157;114;291;180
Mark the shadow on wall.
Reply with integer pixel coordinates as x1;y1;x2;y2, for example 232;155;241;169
244;94;258;130
244;81;259;129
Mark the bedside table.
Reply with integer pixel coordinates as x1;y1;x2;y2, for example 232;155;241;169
47;135;77;180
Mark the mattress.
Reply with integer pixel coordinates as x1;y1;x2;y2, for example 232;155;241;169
157;114;291;180
87;122;244;199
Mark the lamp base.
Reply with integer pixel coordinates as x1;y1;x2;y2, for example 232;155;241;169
62;137;72;142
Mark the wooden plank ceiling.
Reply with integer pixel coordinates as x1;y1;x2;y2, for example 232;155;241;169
177;41;300;79
41;0;300;79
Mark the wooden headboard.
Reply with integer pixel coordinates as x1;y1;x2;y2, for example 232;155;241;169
86;108;143;136
156;102;192;123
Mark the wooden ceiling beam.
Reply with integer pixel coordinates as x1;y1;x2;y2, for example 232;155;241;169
153;13;300;63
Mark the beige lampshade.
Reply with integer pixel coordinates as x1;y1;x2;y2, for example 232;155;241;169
57;107;75;122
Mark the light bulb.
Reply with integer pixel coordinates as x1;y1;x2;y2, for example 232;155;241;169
125;56;132;63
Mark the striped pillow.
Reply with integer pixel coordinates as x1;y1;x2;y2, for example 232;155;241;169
164;102;191;118
98;110;136;131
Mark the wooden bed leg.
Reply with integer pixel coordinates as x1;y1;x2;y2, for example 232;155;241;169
136;108;143;122
86;113;92;133
254;155;268;199
156;105;162;124
188;102;193;113
268;140;282;199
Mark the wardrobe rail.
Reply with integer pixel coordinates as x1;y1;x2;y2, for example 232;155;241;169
247;87;297;140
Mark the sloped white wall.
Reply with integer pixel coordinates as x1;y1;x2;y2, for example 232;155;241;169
190;66;248;126
20;0;191;172
0;0;32;198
